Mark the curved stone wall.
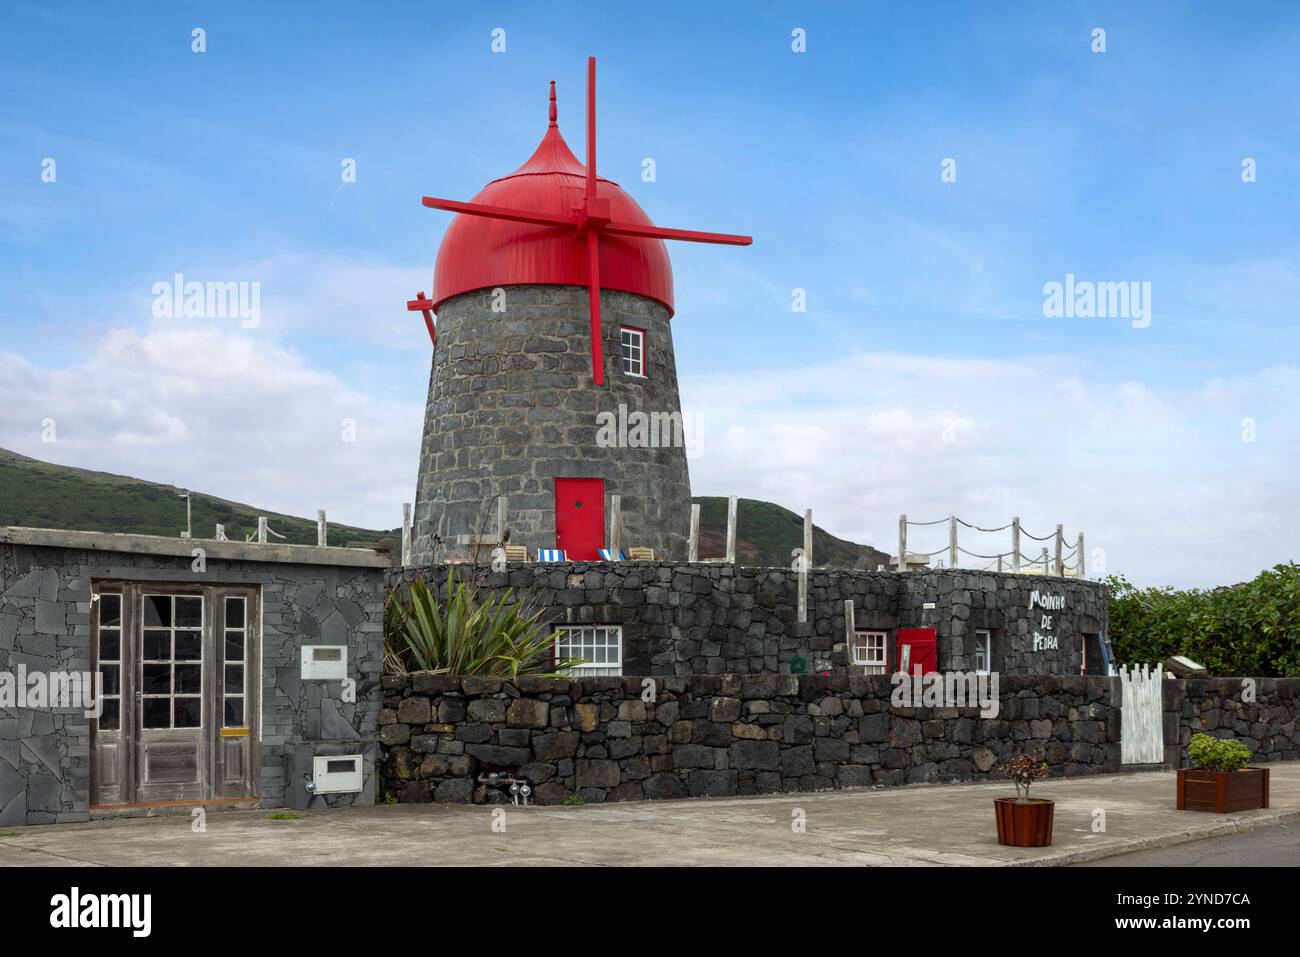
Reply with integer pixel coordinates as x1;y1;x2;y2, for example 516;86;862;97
412;285;692;563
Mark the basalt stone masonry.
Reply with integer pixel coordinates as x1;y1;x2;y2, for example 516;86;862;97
1162;678;1300;767
0;528;388;827
411;285;693;564
380;673;1121;805
391;563;1109;677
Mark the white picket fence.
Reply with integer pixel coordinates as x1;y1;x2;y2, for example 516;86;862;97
1119;663;1164;764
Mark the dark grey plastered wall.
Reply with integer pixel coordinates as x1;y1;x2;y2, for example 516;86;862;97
0;539;387;826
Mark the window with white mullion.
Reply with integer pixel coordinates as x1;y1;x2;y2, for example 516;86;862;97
141;593;204;730
973;629;993;673
851;629;887;674
620;327;645;377
94;592;123;731
224;596;247;728
556;625;623;676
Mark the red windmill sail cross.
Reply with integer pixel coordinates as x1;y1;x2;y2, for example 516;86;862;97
411;56;752;385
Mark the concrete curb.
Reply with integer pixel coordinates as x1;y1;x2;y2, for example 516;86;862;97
1002;807;1300;867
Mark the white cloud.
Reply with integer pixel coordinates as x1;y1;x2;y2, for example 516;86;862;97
2;325;1295;589
0;327;423;530
682;353;1300;589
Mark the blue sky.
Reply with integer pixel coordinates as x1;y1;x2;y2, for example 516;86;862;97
2;1;1298;587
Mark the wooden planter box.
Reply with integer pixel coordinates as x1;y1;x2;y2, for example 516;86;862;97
1176;766;1270;813
994;797;1055;847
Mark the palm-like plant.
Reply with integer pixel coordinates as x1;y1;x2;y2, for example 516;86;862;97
385;570;585;677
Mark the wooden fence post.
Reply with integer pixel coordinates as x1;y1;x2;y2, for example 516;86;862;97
725;495;737;564
948;514;958;570
844;599;856;660
317;510;327;547
402;503;413;568
1077;532;1085;579
797;509;811;623
897;514;907;572
1012;516;1021;573
609;494;622;555
496;496;507;545
257;516;267;544
688;504;700;563
1054;523;1064;576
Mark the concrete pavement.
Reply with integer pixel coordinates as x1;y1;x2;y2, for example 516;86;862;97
2;761;1298;867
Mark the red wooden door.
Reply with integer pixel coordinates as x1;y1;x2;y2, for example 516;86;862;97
555;478;605;560
896;628;938;674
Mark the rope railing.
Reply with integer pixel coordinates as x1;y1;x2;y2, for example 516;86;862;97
896;513;1088;579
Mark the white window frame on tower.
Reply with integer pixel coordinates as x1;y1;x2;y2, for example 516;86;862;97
973;628;993;674
620;326;646;378
555;624;623;676
851;629;888;674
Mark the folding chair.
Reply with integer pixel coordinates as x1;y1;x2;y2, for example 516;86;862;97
598;548;626;561
503;545;529;562
628;547;656;561
536;548;567;562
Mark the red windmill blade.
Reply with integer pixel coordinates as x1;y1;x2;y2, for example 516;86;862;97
417;56;752;384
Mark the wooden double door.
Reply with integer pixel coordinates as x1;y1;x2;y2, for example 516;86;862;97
91;583;261;807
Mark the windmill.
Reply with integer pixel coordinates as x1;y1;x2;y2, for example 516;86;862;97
409;56;752;384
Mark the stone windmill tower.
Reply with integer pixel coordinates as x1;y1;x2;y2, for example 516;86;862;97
408;59;750;563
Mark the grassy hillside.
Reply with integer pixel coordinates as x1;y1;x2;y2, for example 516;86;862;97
0;449;884;565
0;448;397;550
693;496;888;569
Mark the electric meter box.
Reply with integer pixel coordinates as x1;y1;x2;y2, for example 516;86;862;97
301;644;347;680
312;755;363;793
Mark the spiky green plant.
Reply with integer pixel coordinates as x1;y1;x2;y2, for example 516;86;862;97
385;570;585;677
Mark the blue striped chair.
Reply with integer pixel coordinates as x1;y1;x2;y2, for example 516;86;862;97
536;549;567;562
598;548;625;561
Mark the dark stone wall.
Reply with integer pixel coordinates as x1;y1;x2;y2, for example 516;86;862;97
412;284;693;564
1162;678;1300;767
379;673;1121;805
390;563;1110;678
0;542;387;826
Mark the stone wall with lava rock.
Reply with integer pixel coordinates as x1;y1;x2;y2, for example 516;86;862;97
379;673;1120;805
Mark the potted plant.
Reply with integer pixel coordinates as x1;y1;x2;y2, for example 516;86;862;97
994;751;1054;847
1176;733;1270;813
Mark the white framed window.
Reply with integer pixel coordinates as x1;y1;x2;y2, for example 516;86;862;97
556;625;623;676
140;593;204;729
851;629;887;674
94;591;123;732
620;326;646;377
973;628;992;673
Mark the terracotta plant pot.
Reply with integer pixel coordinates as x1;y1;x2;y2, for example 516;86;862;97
994;797;1055;847
1176;766;1270;813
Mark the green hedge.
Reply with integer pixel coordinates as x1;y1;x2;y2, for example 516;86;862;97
1107;562;1300;677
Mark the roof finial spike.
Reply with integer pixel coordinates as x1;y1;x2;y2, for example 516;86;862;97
548;80;557;127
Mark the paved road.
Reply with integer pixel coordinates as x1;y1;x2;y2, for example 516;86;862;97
1075;822;1300;866
3;762;1297;866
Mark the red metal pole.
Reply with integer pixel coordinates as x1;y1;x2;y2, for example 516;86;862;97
587;231;604;385
586;56;597;199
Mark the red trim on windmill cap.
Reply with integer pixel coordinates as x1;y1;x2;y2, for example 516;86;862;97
431;85;674;316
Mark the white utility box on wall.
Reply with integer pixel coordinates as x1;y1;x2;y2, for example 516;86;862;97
301;644;347;680
312;755;363;793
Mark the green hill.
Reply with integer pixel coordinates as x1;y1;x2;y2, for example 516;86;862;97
0;448;397;550
0;449;884;566
693;496;888;569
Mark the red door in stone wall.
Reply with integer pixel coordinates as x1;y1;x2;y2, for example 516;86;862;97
554;478;605;560
896;628;938;674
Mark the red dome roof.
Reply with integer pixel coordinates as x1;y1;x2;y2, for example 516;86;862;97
431;96;674;316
